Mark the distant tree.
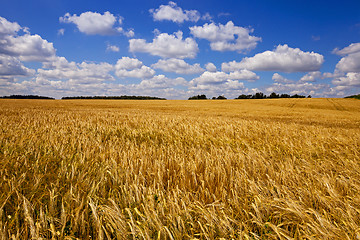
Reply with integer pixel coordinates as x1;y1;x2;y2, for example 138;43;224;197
236;94;252;99
234;92;310;100
307;95;312;98
280;94;291;98
252;92;266;99
212;97;216;100
290;94;306;98
344;94;360;100
0;95;54;99
188;94;207;100
268;92;279;98
62;95;166;100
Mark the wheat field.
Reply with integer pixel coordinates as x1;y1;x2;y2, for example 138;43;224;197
0;98;360;239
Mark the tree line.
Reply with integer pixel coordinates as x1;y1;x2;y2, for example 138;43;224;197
236;92;310;99
188;92;311;100
0;95;55;99
61;96;166;100
0;95;165;100
344;94;360;100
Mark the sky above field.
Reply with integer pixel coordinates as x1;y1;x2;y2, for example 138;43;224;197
1;0;360;99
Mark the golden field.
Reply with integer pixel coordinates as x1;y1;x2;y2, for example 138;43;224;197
0;98;360;239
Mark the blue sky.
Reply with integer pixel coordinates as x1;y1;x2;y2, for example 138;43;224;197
1;0;360;99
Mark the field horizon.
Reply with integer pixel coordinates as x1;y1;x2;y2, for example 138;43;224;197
1;98;360;239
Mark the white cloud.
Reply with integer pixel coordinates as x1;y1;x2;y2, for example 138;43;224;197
0;76;16;87
191;71;229;85
115;57;142;70
300;71;322;82
222;44;324;72
0;75;190;99
335;52;360;73
190;70;258;85
205;62;217;72
150;1;201;23
42;56;76;70
114;57;155;79
332;43;360;56
57;28;65;36
272;73;294;83
201;13;212;21
0;55;35;76
189;79;245;91
266;81;328;96
135;74;187;89
152;58;204;74
60;11;132;36
0;16;21;36
228;69;259;82
124;29;134;37
332;72;360;87
299;71;334;82
37;56;114;84
106;44;119;52
1;34;56;61
129;31;198;59
332;43;360;89
190;21;261;53
0;17;56;62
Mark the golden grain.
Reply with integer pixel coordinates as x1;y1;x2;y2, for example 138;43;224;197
0;98;360;239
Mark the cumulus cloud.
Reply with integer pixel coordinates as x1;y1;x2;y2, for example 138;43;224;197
152;58;204;74
332;43;360;56
331;43;360;90
1;75;190;99
0;16;21;36
106;44;119;52
300;71;322;82
272;73;294;83
222;44;324;72
228;69;259;81
335;51;360;73
150;1;202;23
266;81;327;96
0;55;35;76
136;74;187;89
332;72;360;87
191;71;229;85
60;11;133;36
205;62;217;72
332;43;360;91
57;28;65;36
299;71;334;82
124;29;135;37
42;56;76;70
190;70;258;86
189;79;245;91
1;34;56;62
37;56;114;84
0;17;56;62
190;21;261;53
114;57;155;79
129;31;198;59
